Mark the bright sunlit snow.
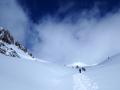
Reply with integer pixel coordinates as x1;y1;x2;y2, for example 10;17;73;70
0;53;98;90
67;62;88;67
1;51;120;90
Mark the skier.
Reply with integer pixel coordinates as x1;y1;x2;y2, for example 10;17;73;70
79;68;81;73
76;65;79;69
82;67;86;71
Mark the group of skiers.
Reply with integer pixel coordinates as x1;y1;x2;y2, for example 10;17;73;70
74;56;111;74
75;65;86;73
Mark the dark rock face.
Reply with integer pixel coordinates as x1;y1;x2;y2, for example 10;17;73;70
0;29;14;44
15;41;27;52
0;27;33;58
15;41;33;57
0;42;19;57
0;48;6;54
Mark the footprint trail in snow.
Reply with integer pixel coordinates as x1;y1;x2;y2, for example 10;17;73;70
73;73;98;90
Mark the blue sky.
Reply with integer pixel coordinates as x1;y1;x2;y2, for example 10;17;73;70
18;0;120;23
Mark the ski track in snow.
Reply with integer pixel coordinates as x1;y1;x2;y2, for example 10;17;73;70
73;73;98;90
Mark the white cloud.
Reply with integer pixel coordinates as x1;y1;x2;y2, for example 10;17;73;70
0;0;29;43
33;10;120;65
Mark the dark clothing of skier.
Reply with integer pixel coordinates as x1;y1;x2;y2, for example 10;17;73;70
76;65;79;69
79;68;81;73
82;67;86;71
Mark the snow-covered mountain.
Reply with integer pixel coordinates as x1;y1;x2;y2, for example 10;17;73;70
0;26;34;60
83;53;120;90
1;48;120;90
0;52;75;90
0;26;120;90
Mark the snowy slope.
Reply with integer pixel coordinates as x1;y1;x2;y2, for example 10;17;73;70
64;53;120;90
1;41;119;90
1;44;119;90
66;62;88;67
0;54;75;90
82;53;120;90
0;53;100;90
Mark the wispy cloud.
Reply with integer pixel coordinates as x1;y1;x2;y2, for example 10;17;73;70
33;9;120;65
0;0;29;44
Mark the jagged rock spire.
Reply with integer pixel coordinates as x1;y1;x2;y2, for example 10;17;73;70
0;27;14;44
0;26;33;58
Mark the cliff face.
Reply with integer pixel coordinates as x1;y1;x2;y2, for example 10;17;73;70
0;26;33;58
0;27;14;44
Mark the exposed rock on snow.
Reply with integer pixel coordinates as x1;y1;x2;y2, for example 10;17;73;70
0;26;33;59
0;27;14;44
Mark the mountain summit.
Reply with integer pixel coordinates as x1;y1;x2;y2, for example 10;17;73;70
0;26;33;59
